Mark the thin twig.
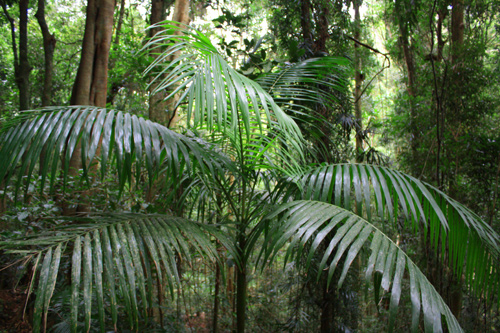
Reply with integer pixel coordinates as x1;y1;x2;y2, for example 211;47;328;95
346;35;391;104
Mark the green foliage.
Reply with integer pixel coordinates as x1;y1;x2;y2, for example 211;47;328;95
0;17;499;333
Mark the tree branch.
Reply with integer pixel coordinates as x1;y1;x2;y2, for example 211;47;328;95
345;35;391;104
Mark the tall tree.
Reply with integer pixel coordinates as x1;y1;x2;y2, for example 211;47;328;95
35;0;56;107
148;0;174;125
353;0;363;161
148;0;190;127
67;0;116;214
70;0;116;107
0;0;31;110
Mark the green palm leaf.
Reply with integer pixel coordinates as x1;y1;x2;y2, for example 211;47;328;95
274;164;500;323
0;106;233;200
0;214;230;332
259;200;462;333
295;164;500;295
256;56;349;114
143;22;304;156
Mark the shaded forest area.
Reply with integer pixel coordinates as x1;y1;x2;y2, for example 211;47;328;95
0;0;499;332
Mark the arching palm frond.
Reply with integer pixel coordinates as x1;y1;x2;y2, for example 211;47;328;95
0;214;231;332
256;56;350;114
0;106;233;200
272;164;500;319
143;22;304;156
296;164;499;292
259;200;462;333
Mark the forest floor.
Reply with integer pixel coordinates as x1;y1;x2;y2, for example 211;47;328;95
0;289;32;332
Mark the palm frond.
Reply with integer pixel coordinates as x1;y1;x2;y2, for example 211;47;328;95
259;200;462;333
280;164;500;307
0;213;231;332
0;106;233;200
256;56;350;113
142;22;304;156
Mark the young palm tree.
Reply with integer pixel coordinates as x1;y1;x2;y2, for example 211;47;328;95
0;22;499;333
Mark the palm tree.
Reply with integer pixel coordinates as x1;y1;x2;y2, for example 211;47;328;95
0;22;499;333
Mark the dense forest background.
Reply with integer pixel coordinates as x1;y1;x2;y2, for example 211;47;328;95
0;0;499;332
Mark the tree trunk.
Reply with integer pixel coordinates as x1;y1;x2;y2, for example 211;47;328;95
65;0;115;215
1;0;31;110
399;21;419;164
353;0;363;161
148;0;172;125
445;0;465;318
235;228;247;333
312;0;329;53
235;257;246;332
300;0;312;43
436;9;447;61
212;258;221;333
113;0;126;45
447;0;464;199
71;0;116;107
320;284;336;333
148;0;189;128
107;0;126;106
35;0;56;107
18;0;31;110
451;0;464;65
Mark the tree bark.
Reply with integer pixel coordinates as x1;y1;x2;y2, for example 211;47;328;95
451;0;464;65
65;0;116;215
446;1;465;317
1;0;31;110
399;20;419;163
18;0;31;110
35;0;56;107
353;0;363;161
113;0;126;45
148;0;189;128
300;0;312;43
436;9;447;61
312;0;329;53
320;285;336;333
148;0;172;125
235;237;247;333
212;258;221;332
107;0;126;106
71;0;116;107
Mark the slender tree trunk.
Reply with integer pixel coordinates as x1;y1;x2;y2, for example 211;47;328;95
447;0;464;199
91;0;115;107
445;0;465;318
1;0;31;110
35;0;56;107
235;262;246;332
148;0;172;125
312;0;329;53
212;258;221;333
451;0;464;65
399;21;419;166
148;0;189;128
353;0;363;161
107;0;126;106
234;226;247;333
320;285;336;333
113;0;126;45
71;0;96;105
436;9;447;61
300;0;312;43
18;0;31;110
